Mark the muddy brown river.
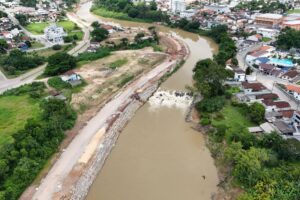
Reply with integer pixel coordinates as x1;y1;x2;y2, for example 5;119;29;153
80;2;219;199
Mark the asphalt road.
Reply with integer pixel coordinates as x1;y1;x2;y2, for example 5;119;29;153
0;9;91;94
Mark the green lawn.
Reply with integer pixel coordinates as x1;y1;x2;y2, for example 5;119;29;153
212;103;255;131
0;95;41;147
25;20;80;35
288;9;300;14
31;41;44;49
262;37;271;42
92;7;153;23
68;30;84;40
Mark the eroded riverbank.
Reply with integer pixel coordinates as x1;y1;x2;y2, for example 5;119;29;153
27;1;219;199
82;2;219;199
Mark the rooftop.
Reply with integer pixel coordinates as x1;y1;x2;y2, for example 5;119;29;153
281;70;299;79
256;13;283;20
256;93;279;100
286;84;300;94
242;82;266;91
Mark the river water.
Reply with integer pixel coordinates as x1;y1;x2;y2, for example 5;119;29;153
80;2;219;199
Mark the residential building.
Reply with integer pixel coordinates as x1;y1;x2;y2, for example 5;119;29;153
180;9;196;19
241;82;269;94
170;0;186;13
203;5;230;14
274;120;294;135
282;20;300;30
233;68;245;82
44;24;67;44
286;84;300;100
280;70;299;81
61;71;82;87
262;99;291;112
255;13;283;28
257;27;280;38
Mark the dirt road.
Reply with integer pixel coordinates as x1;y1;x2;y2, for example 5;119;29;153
32;56;177;200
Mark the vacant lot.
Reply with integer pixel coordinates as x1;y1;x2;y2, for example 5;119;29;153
212;103;254;131
71;48;167;112
0;95;41;147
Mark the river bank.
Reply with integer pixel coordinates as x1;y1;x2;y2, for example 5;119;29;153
23;1;221;199
26;21;190;199
55;38;188;199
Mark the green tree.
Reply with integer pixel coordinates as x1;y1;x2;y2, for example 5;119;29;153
15;14;28;26
44;52;76;76
0;39;8;54
248;102;265;124
91;27;109;42
193;59;229;97
277;27;300;50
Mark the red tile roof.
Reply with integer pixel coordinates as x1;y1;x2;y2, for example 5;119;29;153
279;110;295;118
263;100;291;108
256;93;279;100
260;63;274;70
281;70;299;79
242;82;266;91
286;84;300;94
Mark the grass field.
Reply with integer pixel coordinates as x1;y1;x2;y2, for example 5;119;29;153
34;44;75;57
92;7;153;23
0;95;41;147
25;20;82;39
288;9;300;14
109;58;128;69
262;37;271;42
212;103;254;131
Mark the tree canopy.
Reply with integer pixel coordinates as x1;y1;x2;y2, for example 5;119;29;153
277;27;300;50
193;59;230;98
44;52;76;76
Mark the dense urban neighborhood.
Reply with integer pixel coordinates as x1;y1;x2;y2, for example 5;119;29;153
1;0;300;200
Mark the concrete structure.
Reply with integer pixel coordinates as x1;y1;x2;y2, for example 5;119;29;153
44;24;67;44
257;27;280;38
255;13;283;28
179;9;196;19
233;68;246;82
203;4;230;13
282;20;300;30
170;0;186;13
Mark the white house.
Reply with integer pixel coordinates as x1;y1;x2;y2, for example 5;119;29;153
180;9;196;19
241;82;269;94
233;68;246;82
204;4;230;13
286;84;300;100
44;24;67;44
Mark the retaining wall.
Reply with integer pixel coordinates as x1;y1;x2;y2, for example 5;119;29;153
70;82;159;200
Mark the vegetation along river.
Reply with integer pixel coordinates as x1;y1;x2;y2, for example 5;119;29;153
79;2;219;199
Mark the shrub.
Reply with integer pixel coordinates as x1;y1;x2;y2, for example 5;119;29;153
48;77;71;90
196;96;225;113
52;44;62;50
44;52;76;76
200;118;211;126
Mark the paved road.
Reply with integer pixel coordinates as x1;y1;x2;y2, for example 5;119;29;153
237;42;299;110
256;73;298;109
0;9;91;94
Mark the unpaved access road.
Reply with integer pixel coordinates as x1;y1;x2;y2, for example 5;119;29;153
32;57;178;200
